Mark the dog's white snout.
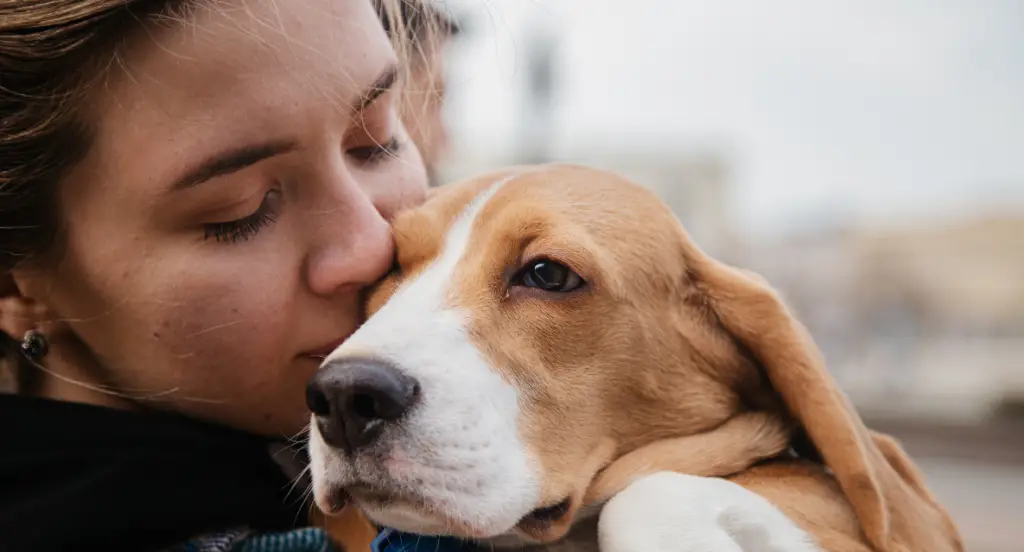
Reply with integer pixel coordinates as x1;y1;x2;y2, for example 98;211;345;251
308;176;546;537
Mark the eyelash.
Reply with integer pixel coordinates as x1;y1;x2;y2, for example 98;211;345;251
348;137;402;164
201;137;400;244
203;189;280;244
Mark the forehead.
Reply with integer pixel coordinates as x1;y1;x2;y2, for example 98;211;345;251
110;0;388;107
80;0;392;193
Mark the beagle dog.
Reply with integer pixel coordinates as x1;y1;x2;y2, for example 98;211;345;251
306;165;964;552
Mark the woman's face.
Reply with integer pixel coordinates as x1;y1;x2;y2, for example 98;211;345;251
18;0;427;437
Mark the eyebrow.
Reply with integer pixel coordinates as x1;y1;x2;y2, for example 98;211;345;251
356;65;398;112
171;65;399;191
172;140;297;190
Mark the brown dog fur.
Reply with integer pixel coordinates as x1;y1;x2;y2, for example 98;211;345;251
319;164;963;552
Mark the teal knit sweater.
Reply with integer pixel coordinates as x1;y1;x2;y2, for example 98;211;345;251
168;527;470;552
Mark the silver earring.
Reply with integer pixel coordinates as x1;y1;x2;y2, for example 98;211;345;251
20;329;49;362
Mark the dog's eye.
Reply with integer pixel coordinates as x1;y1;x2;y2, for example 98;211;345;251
514;259;585;293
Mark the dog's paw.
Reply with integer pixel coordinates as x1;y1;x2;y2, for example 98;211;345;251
597;472;821;552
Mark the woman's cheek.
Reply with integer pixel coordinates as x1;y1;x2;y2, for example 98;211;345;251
377;150;429;216
159;264;295;360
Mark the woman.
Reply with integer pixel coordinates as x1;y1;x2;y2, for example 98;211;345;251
0;1;441;550
390;3;461;186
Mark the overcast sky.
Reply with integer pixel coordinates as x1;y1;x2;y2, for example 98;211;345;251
441;0;1024;238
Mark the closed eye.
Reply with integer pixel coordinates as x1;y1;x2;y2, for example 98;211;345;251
347;136;402;164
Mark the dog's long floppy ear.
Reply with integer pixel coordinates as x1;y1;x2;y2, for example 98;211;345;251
692;252;963;552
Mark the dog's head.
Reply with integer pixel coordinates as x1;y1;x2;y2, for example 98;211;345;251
307;165;961;550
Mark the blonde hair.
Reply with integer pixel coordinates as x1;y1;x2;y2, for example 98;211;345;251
378;0;458;113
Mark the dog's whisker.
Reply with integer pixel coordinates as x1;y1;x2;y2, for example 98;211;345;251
283;464;312;502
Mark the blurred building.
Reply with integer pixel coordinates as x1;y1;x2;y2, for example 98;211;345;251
739;213;1024;423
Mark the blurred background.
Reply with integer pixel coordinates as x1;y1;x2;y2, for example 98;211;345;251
424;1;1024;550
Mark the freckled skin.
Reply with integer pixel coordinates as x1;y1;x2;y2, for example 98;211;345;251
11;0;427;437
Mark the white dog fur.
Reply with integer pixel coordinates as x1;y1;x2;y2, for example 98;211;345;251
597;471;821;552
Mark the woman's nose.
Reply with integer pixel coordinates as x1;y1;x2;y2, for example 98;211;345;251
304;192;394;297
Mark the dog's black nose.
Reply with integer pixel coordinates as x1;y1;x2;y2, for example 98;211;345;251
306;357;420;453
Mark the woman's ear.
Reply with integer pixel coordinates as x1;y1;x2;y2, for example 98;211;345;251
0;271;61;340
1;274;36;338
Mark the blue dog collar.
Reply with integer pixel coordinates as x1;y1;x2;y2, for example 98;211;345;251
370;528;473;552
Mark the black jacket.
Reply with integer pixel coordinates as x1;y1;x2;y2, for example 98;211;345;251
0;394;309;552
